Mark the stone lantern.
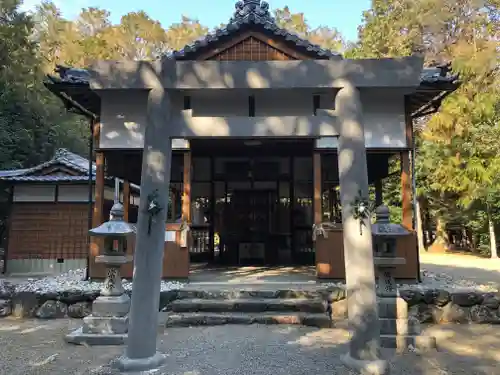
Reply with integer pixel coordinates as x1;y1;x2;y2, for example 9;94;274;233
371;205;436;351
371;205;409;297
66;202;134;345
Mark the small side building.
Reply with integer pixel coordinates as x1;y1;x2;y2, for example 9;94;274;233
0;148;139;276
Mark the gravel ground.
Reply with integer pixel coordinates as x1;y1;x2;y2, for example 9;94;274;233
4;252;500;296
0;319;499;375
420;252;500;291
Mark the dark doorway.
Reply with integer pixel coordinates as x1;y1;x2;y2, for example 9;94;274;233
222;189;275;265
190;138;315;267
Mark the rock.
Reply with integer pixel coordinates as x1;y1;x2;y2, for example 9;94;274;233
67;301;92;318
57;290;99;304
0;281;15;299
434;290;451;307
159;290;179;311
415;289;451;308
325;288;346;302
0;299;12;317
451;292;483;307
469;305;500;324
35;300;68;319
330;299;348;318
481;294;500;310
11;292;42;318
399;289;423;306
439;303;470;324
409;304;435;323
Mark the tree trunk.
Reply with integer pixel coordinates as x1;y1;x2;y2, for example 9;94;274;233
429;216;448;252
487;204;498;258
415;198;426;252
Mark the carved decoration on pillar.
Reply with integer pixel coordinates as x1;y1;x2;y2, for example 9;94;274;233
146;189;163;235
350;190;376;234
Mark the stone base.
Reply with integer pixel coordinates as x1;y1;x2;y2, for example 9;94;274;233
340;353;389;375
112;351;167;372
65;327;127;346
82;315;129;334
92;294;130;317
379;318;419;335
380;334;437;352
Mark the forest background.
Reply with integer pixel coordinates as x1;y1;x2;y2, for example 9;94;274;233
0;0;498;256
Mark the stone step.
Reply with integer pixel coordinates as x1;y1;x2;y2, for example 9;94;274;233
162;312;340;328
379;318;420;335
380;334;437;352
175;288;344;301
167;298;327;314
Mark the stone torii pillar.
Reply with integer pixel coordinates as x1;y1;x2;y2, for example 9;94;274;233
113;87;172;372
336;83;388;375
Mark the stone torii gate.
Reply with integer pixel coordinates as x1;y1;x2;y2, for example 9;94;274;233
87;56;426;374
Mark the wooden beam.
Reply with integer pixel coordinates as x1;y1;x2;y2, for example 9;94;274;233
92;151;105;228
313;152;322;224
401;151;412;229
404;96;414;147
89;121;105;278
182;151;192;222
123;180;131;222
374;179;383;207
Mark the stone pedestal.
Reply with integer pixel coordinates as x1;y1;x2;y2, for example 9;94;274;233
65;255;132;345
375;260;436;352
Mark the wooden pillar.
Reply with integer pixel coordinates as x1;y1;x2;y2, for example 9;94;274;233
90;120;105;267
402;96;414;230
401;151;412;229
182;151;191;222
123;180;131;222
313;152;322;224
374;179;383;206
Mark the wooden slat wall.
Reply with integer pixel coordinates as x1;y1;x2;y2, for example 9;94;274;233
208;36;296;61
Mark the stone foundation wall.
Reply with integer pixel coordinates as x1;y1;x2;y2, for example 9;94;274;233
1;285;499;324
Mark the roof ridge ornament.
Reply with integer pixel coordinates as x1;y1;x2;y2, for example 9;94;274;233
231;0;274;23
54;148;69;159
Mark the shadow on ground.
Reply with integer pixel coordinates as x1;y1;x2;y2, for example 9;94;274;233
0;319;499;374
188;264;317;283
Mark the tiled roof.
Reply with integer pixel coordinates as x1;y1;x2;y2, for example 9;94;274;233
10;148;94;177
46;65;92;85
165;0;341;60
0;168;32;178
0;149;140;191
1;175;95;182
50;62;458;87
420;63;459;85
0;148;93;179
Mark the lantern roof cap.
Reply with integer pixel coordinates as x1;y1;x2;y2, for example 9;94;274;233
89;202;135;237
371;205;411;237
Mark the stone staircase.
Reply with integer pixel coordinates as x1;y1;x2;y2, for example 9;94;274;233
160;287;346;328
158;285;436;351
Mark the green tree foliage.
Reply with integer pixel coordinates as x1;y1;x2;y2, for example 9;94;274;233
2;0;499;258
350;0;500;255
273;6;345;52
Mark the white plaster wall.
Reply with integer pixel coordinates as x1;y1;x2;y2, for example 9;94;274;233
13;185;56;202
192;91;248;116
99;88;407;149
58;185;89;202
12;184;139;206
100;90;149;149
